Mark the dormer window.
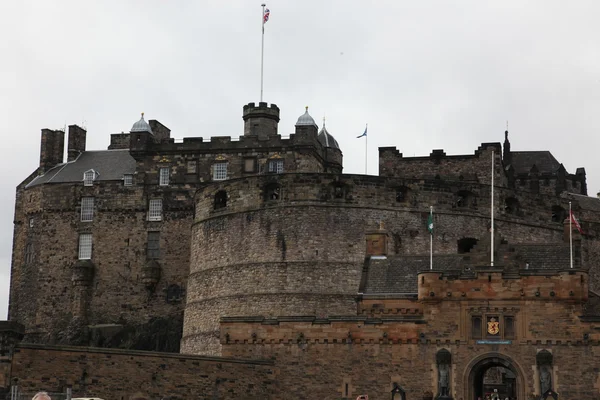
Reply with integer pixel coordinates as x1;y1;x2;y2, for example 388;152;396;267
123;174;133;186
83;169;97;186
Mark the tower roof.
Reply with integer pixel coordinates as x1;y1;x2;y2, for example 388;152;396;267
318;118;340;149
131;113;153;133
295;107;318;128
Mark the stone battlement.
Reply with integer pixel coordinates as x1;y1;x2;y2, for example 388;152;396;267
417;269;589;301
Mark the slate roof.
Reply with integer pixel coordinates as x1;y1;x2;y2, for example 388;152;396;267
364;255;463;294
26;150;136;187
363;244;577;295
509;151;561;175
569;193;600;212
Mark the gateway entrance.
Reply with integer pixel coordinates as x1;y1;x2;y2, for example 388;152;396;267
467;354;524;400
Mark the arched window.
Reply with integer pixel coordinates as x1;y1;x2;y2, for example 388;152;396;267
504;197;520;215
458;237;478;254
551;205;566;223
396;186;410;203
214;190;227;210
456;190;475;208
264;183;281;201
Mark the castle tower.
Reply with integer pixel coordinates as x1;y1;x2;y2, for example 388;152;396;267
242;102;280;138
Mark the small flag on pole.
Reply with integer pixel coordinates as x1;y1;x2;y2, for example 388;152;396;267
427;210;434;234
357;126;367;138
570;210;583;234
263;7;270;23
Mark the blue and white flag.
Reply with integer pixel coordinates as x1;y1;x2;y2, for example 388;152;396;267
357;125;367;138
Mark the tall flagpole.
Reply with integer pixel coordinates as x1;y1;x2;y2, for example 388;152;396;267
365;124;368;174
260;4;266;102
430;206;433;270
570;201;573;269
491;150;495;267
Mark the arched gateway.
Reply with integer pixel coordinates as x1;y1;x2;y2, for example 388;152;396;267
465;353;526;400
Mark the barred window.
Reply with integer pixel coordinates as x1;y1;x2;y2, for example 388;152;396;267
268;160;284;173
83;170;96;186
148;199;163;221
187;160;197;174
213;162;228;181
147;231;160;259
78;233;92;260
80;197;94;222
159;168;170;186
123;174;133;186
25;243;34;264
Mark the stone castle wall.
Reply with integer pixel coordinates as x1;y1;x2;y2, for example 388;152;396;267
184;173;600;355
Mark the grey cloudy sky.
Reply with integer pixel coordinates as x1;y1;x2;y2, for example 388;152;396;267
0;1;599;318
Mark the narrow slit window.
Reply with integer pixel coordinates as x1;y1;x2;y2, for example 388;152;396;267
472;316;482;339
147;231;160;259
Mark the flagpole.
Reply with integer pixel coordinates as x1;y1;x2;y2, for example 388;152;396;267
260;3;266;102
430;206;433;270
570;201;573;269
365;123;368;174
491;150;494;267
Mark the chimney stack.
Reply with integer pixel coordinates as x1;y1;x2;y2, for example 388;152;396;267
67;125;87;162
39;128;65;173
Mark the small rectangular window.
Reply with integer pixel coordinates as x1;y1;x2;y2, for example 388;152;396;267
83;170;95;186
243;158;256;173
504;316;515;339
78;233;92;260
123;174;133;186
80;197;94;222
159;167;170;186
187;160;197;174
213;162;228;181
148;199;163;221
268;160;284;173
147;231;160;259
25;243;33;264
472;316;482;339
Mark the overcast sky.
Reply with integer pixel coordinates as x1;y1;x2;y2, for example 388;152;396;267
0;1;599;319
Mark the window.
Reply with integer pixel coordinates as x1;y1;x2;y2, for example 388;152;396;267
471;316;482;339
159;167;170;186
25;243;34;264
214;191;227;210
147;231;160;259
213;162;228;181
123;174;133;186
148;199;163;221
551;205;566;223
243;158;256;173
80;197;94;222
83;170;96;186
504;316;515;339
268;159;284;173
186;160;197;174
457;238;478;254
78;233;92;260
264;183;281;201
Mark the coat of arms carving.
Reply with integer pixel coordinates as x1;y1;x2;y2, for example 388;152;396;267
487;317;500;335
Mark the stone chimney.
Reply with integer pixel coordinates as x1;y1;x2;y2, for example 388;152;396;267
39;128;65;173
149;120;171;143
67;124;87;161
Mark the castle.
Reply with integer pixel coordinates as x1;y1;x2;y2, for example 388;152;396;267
3;102;600;399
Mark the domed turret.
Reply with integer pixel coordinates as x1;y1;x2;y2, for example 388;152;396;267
295;107;318;128
318;118;340;149
131;112;153;133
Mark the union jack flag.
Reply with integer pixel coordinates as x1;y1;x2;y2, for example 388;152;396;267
263;8;270;23
570;210;584;234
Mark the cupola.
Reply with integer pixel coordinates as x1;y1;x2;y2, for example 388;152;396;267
295;107;318;129
318;118;340;149
131;112;153;133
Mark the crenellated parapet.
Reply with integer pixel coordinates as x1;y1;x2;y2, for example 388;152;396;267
417;269;588;302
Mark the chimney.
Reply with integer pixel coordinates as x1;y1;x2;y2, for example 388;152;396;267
67;125;87;161
39;128;65;173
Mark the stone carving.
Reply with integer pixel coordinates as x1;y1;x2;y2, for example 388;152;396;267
436;349;452;399
539;365;552;395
